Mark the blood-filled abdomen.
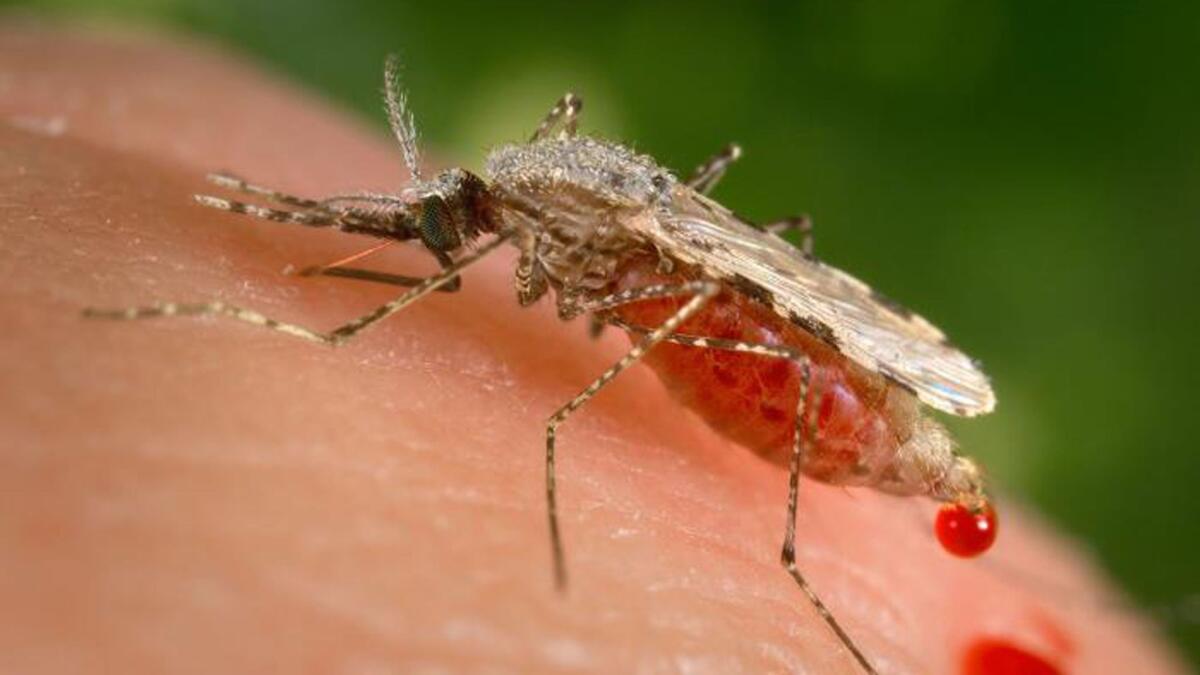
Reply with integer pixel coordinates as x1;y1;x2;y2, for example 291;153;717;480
612;262;921;488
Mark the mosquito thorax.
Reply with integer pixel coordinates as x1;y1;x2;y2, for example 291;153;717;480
486;136;676;210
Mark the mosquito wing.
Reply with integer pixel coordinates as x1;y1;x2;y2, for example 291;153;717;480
628;186;995;417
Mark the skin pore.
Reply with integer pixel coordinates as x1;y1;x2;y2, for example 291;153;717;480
0;22;1188;674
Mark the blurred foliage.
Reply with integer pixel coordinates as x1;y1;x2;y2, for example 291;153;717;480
5;0;1198;664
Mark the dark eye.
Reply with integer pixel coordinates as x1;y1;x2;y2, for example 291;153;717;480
418;195;461;251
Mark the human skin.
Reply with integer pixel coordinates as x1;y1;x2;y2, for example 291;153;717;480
0;23;1189;675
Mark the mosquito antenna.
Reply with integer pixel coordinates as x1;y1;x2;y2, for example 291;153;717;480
383;54;422;183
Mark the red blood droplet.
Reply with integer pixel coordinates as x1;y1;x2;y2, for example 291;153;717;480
936;501;998;557
962;638;1061;675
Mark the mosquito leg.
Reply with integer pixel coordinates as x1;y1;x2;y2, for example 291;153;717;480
194;193;390;240
513;232;548;307
205;173;323;209
193;194;337;227
320;194;412;208
83;233;509;345
529;93;583;143
686;143;742;194
207;169;418;215
600;315;877;674
779;383;878;674
203;175;419;237
762;214;815;257
545;280;720;589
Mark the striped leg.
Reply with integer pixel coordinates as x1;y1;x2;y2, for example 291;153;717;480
82;234;509;345
208;172;412;211
205;172;322;209
686;143;742;194
529;93;583;143
193;194;337;227
193;193;391;240
545;280;719;590
513;231;549;307
602;315;878;675
320;193;412;208
763;214;815;257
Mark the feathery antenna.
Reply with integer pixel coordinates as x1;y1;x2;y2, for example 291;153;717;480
383;54;422;182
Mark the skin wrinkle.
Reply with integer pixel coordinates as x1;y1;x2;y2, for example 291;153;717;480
0;22;1190;675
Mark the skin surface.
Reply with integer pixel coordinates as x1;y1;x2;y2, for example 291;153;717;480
0;22;1189;675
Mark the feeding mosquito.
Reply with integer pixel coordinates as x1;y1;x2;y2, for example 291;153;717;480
84;55;999;674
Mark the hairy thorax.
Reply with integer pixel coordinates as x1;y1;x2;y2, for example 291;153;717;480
486;137;670;294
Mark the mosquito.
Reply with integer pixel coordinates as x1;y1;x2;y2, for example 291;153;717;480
84;55;998;674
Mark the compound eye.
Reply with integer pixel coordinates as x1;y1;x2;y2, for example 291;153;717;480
418;195;461;251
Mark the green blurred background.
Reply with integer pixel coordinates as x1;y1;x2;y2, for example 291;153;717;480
7;0;1197;665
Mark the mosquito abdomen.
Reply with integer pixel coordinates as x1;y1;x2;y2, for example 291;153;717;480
610;260;931;491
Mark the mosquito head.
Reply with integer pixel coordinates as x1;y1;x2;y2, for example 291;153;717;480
379;55;503;253
403;168;500;253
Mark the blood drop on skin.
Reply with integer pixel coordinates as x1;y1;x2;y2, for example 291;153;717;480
936;502;998;557
962;638;1062;675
